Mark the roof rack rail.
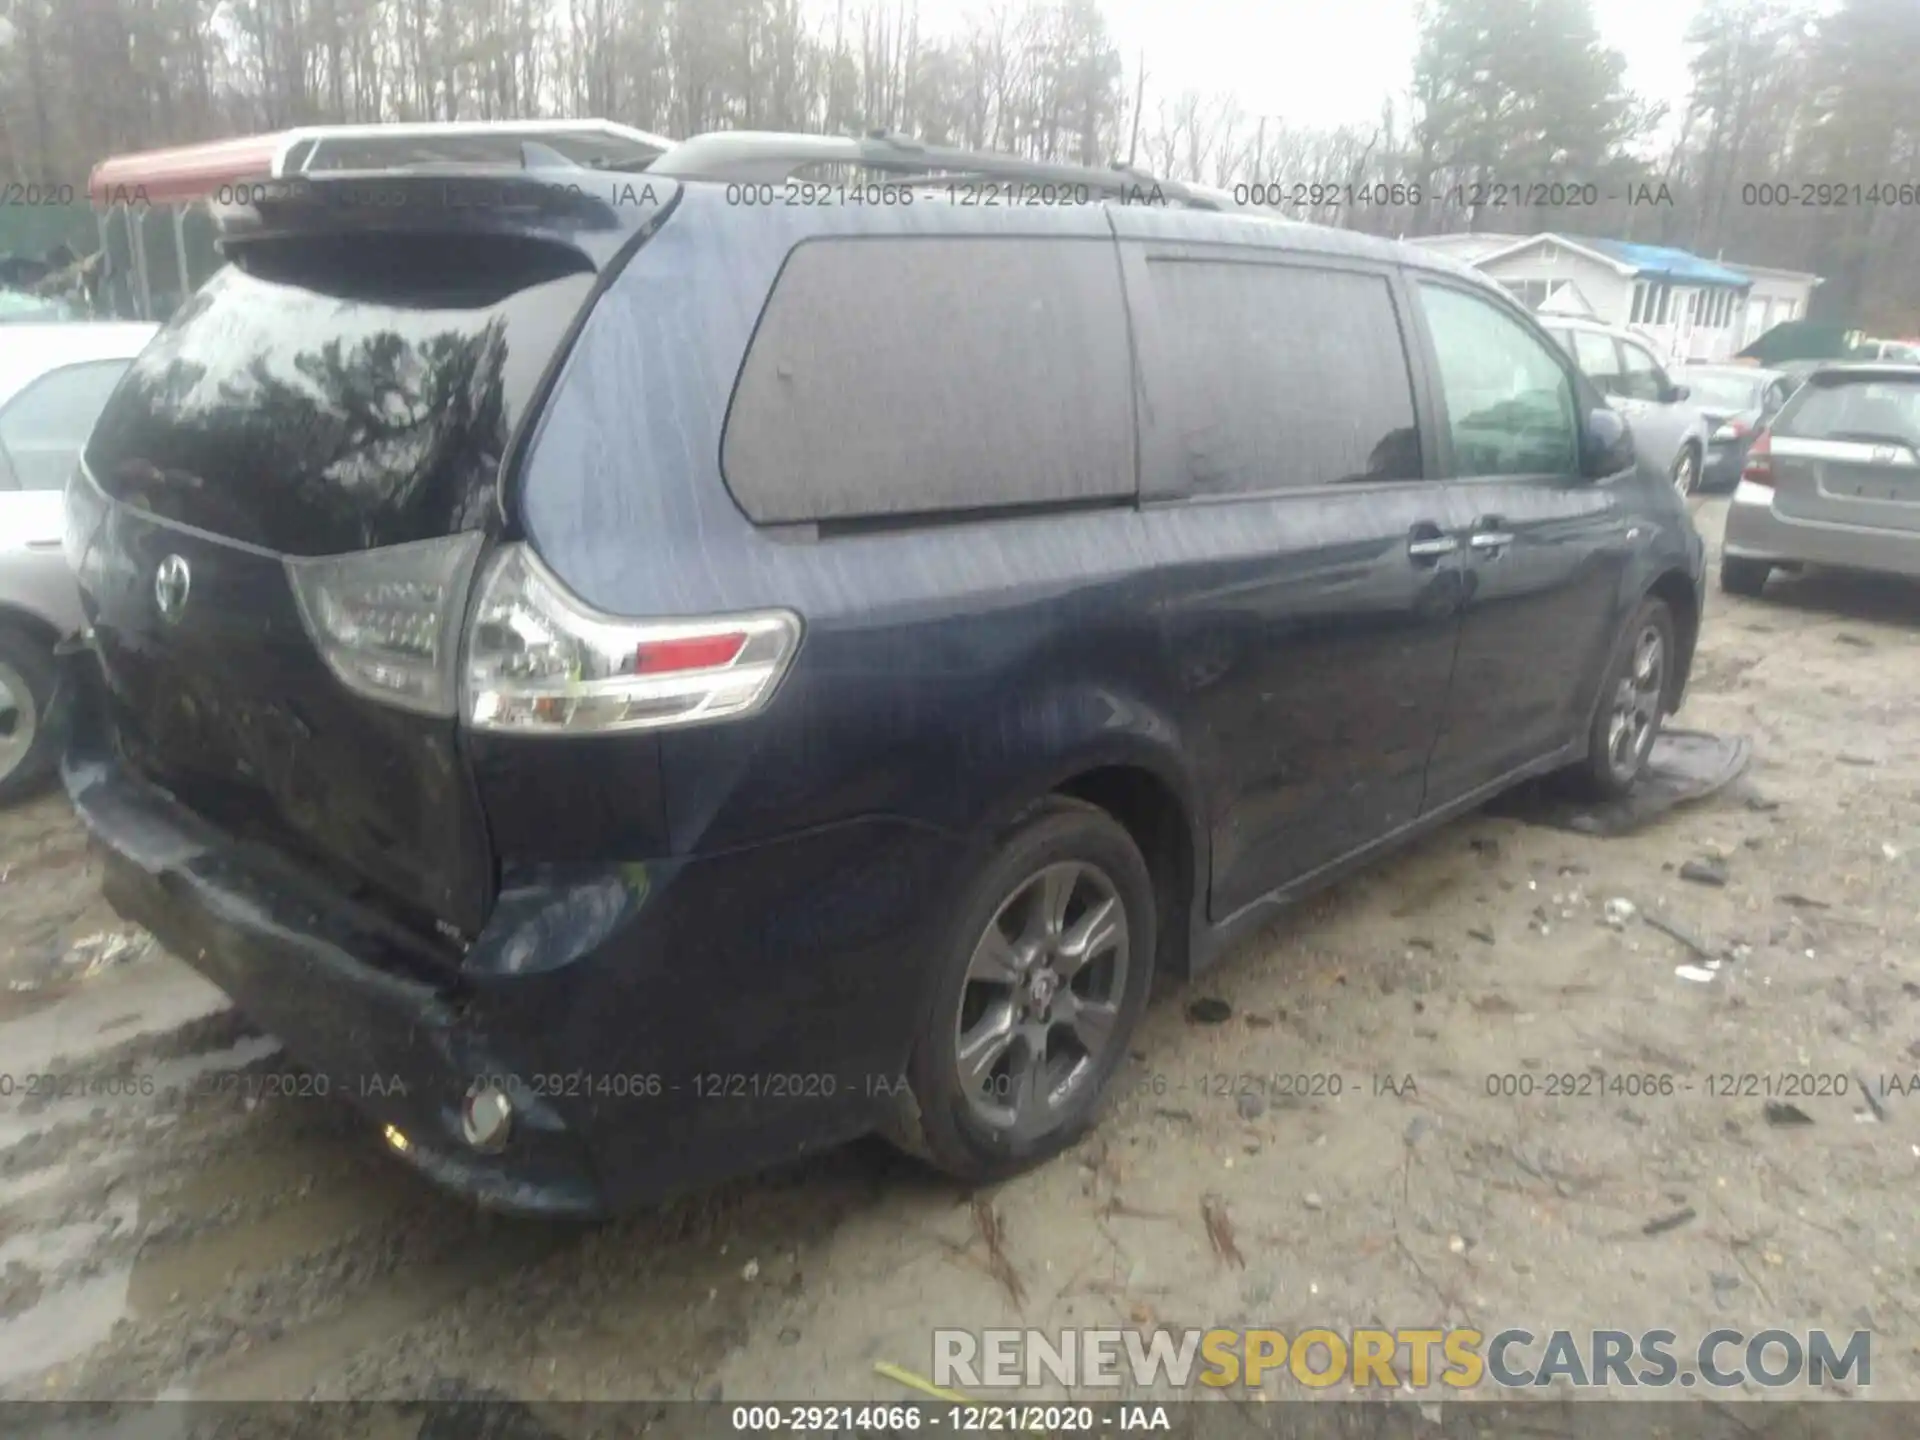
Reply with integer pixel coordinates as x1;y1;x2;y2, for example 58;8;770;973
647;129;1234;211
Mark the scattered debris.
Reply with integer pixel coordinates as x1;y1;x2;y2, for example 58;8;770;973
1491;730;1751;836
60;928;153;977
1674;964;1719;984
1446;1235;1467;1255
1834;633;1873;649
1882;843;1902;861
1777;893;1831;910
1837;754;1876;767
1466;927;1495;945
971;1196;1026;1306
1235;1090;1265;1121
1200;1193;1244;1269
1302;1193;1324;1212
1469;837;1501;858
1743;795;1781;813
1763;1101;1814;1127
1679;858;1728;887
1642;912;1712;958
1642;1207;1697;1237
1859;1075;1888;1123
1186;998;1232;1025
1604;897;1638;929
741;1259;760;1281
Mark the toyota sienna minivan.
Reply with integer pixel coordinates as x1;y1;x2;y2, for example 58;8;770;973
61;132;1705;1215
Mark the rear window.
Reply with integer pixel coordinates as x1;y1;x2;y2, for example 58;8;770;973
1682;372;1764;411
722;236;1135;526
1145;259;1420;494
84;234;595;555
1775;377;1920;449
0;359;131;491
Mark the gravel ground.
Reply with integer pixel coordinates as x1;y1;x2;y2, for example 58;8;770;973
2;497;1917;1405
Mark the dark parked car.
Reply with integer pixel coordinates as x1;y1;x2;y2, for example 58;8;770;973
61;133;1705;1216
1677;365;1796;493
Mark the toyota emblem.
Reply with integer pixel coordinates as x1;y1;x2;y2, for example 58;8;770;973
154;554;192;622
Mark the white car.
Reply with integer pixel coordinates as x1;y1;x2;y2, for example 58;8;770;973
1540;317;1714;497
0;322;159;801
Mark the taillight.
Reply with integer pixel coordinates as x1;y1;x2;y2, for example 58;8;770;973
462;544;801;735
286;532;485;716
1730;429;1775;507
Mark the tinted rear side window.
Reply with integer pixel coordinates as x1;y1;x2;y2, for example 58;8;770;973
1145;259;1420;495
1775;377;1920;448
722;236;1134;525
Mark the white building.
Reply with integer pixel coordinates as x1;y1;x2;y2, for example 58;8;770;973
1402;232;1821;367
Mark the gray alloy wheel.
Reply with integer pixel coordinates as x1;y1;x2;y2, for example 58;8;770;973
1605;620;1666;784
1672;446;1700;498
953;859;1130;1139
0;657;39;791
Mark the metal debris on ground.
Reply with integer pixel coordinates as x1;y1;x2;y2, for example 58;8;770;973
60;928;154;977
1679;858;1728;887
1603;897;1638;929
1200;1193;1243;1268
1642;1207;1697;1236
1490;730;1752;837
1763;1101;1815;1127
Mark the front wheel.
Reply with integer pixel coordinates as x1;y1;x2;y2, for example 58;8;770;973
0;625;59;806
882;797;1155;1183
1672;446;1701;498
1569;597;1675;802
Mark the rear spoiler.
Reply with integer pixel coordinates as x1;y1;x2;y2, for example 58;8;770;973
209;165;681;270
1802;363;1920;386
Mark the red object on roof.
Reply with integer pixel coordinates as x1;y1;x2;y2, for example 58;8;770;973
89;132;288;206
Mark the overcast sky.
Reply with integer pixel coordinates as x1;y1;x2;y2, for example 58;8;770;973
916;0;1721;142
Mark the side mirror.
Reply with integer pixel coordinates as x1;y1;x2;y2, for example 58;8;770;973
1583;406;1637;479
1662;382;1690;404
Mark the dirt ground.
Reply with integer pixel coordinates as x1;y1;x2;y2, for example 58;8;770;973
3;497;1917;1405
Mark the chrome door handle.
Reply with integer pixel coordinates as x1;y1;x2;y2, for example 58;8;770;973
1469;530;1515;553
1407;535;1459;559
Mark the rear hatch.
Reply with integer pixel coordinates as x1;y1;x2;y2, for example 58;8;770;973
69;169;677;947
1767;368;1920;534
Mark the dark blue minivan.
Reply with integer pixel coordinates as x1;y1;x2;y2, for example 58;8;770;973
60;134;1704;1215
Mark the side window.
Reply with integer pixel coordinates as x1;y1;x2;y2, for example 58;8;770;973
0;359;131;491
1416;283;1579;478
723;237;1134;525
1571;330;1622;395
1616;342;1666;403
1145;259;1421;495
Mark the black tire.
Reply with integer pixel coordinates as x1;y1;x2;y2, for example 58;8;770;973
1672;445;1701;498
1720;557;1771;598
1568;596;1675;802
0;623;59;807
882;796;1155;1184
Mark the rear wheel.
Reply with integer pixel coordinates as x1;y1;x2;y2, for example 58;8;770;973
1720;557;1771;597
883;797;1154;1183
1672;445;1701;498
0;625;58;806
1569;597;1674;802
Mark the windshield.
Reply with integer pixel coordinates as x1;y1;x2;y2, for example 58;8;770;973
1681;371;1765;411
